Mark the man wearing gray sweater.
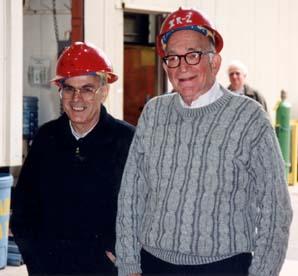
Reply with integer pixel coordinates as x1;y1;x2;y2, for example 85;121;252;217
116;7;292;276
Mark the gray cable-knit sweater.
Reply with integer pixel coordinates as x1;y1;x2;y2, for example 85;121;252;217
116;87;293;276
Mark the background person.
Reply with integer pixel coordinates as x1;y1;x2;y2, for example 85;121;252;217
11;42;134;275
227;59;268;111
116;7;292;276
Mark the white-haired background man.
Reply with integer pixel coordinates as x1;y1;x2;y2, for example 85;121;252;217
227;60;268;111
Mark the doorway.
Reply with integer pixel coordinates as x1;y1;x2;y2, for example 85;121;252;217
123;12;167;126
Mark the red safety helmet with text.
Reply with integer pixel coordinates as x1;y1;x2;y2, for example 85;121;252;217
156;7;224;57
52;41;118;86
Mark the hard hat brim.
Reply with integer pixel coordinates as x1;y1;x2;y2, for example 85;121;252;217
50;71;118;87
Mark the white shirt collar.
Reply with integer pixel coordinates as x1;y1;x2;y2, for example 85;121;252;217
233;88;245;95
69;121;97;140
178;81;223;108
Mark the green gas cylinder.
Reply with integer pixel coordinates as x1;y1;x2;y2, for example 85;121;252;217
275;90;291;176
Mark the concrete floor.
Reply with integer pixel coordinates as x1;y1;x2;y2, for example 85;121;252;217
1;185;298;276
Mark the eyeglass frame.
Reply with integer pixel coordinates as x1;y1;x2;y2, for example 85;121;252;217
59;85;102;100
162;50;215;68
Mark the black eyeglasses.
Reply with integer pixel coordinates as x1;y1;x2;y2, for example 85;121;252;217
162;50;214;68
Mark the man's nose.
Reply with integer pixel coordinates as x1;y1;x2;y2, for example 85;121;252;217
72;89;82;99
179;57;189;71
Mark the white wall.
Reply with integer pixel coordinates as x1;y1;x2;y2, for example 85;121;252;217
85;0;124;119
0;0;23;167
212;0;298;119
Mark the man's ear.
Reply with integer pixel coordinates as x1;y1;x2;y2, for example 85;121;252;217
100;85;109;102
162;61;169;73
211;54;222;75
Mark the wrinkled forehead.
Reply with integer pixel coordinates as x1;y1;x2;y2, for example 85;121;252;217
60;73;104;86
165;30;212;51
62;74;101;86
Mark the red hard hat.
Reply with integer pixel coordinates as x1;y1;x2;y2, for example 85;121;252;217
52;41;118;85
156;7;224;57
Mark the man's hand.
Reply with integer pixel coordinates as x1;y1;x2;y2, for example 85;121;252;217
105;252;141;275
105;251;116;263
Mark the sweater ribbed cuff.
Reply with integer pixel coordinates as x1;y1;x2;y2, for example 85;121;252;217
117;263;142;276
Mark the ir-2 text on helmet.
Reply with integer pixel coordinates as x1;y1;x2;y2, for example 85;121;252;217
156;7;224;57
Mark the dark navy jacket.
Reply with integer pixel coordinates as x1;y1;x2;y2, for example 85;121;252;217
11;105;134;275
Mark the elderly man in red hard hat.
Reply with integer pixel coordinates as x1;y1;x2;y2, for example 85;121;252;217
11;42;134;275
116;7;292;276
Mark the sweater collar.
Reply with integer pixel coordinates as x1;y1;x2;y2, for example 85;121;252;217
178;82;223;108
173;85;233;118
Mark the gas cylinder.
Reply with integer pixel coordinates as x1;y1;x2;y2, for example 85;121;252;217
276;90;291;176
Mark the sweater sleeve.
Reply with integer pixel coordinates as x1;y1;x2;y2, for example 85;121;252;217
115;105;151;276
248;122;293;276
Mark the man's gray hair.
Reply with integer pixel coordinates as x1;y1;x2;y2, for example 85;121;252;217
96;73;108;86
227;60;248;75
207;39;216;62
